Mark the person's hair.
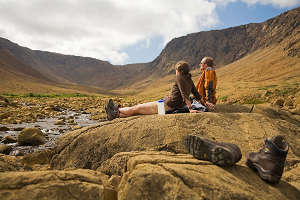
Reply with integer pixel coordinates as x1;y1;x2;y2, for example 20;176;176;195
202;56;214;67
175;61;190;76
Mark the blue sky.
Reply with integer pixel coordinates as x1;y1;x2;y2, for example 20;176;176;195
124;1;299;64
0;0;299;65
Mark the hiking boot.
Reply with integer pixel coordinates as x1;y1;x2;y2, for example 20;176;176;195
246;135;289;184
184;135;242;167
105;99;119;120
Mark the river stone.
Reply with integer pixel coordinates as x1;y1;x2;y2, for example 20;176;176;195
17;128;46;146
0;145;12;155
0;169;117;200
2;135;17;144
110;151;300;200
0;126;9;131
54;119;65;125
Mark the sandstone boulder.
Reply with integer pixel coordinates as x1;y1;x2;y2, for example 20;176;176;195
50;105;300;171
17;128;46;146
103;151;300;200
0;169;117;200
0;154;24;172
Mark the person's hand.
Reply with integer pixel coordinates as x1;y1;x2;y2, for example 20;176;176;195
206;102;215;111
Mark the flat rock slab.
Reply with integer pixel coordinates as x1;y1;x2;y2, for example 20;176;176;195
103;151;300;200
50;105;300;171
0;169;117;200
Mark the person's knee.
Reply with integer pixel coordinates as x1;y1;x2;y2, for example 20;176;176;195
131;105;140;114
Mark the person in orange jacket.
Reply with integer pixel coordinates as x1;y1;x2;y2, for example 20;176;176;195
195;56;217;110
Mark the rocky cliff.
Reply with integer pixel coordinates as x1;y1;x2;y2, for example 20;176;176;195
151;6;300;73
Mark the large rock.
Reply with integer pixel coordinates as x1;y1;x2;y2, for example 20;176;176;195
50;105;300;171
0;154;24;172
17;128;46;146
0;169;117;200
0;145;12;155
102;151;300;200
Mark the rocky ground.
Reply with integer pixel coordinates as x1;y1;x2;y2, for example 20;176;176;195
0;96;142;156
0;96;299;200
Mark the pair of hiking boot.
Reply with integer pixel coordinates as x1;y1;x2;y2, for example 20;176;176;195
184;135;289;184
105;99;119;120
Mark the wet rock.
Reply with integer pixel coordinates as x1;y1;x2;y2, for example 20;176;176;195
73;125;82;130
51;105;63;112
10;150;24;156
67;116;74;119
13;127;24;131
58;129;65;133
0;126;9;131
54;119;65;125
2;135;17;144
58;116;66;121
0;144;13;155
17;128;46;146
0;169;117;200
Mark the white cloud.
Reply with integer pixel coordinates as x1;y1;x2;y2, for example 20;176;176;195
212;0;300;8
0;0;218;64
0;0;298;64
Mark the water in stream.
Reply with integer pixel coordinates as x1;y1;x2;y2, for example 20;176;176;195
0;110;99;155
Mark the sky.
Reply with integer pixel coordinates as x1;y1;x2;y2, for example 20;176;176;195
0;0;299;65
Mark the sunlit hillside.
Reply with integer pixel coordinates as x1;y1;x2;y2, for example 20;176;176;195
119;45;300;107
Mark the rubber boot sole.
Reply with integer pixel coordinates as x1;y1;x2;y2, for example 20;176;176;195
246;158;281;184
184;135;236;167
105;99;116;120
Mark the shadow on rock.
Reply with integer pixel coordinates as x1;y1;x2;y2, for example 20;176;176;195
224;165;300;200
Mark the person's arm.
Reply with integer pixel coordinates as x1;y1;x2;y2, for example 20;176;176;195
205;69;216;104
177;75;201;113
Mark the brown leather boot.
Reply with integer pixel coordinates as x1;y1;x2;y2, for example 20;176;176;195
184;135;242;167
246;135;289;184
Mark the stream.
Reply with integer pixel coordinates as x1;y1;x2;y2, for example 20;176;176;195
0;110;99;155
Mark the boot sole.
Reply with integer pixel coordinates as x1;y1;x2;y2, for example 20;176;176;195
246;158;280;184
105;99;115;120
184;135;236;167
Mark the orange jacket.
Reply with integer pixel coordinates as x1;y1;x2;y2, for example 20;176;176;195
196;67;217;104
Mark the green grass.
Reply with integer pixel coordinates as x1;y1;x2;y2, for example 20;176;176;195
218;95;228;101
243;98;265;105
258;85;278;90
1;93;90;98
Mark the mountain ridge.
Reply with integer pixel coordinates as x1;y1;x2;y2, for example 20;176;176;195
0;6;299;93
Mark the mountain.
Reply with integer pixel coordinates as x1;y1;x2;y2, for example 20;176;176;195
0;6;299;94
150;6;300;73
